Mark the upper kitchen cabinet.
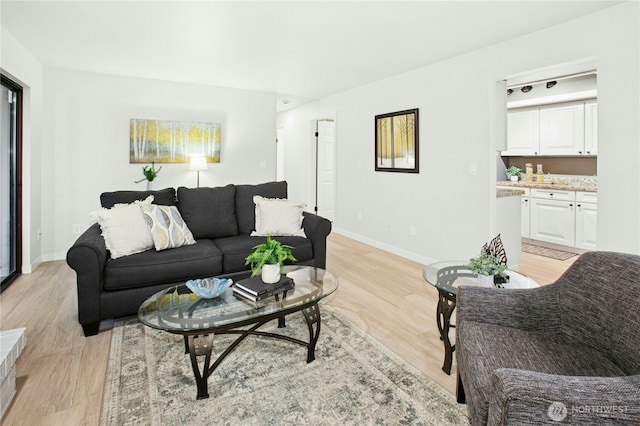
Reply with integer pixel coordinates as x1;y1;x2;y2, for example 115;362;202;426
539;101;585;155
506;107;539;155
584;100;598;155
503;100;597;156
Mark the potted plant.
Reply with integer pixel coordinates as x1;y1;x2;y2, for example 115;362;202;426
467;253;508;287
135;162;162;190
245;235;297;283
505;166;522;182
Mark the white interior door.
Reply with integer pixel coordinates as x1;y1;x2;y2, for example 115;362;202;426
316;120;335;221
276;127;284;182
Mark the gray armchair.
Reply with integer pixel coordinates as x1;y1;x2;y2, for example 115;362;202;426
456;251;640;425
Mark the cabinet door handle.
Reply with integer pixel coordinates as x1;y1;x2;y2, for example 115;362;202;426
549;193;553;197
578;151;583;154
569;203;574;207
577;204;582;207
586;151;591;154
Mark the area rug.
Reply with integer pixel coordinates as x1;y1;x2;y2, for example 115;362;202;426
100;305;470;425
522;242;577;261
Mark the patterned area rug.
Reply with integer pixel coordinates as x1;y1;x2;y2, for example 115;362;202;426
101;305;469;425
522;243;578;261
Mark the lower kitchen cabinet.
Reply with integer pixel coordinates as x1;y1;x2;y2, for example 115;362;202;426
521;196;530;238
530;197;576;246
575;202;597;250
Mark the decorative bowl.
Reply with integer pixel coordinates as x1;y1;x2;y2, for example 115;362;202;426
185;277;233;299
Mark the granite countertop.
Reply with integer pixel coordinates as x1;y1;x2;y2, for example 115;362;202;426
497;178;597;193
496;188;525;198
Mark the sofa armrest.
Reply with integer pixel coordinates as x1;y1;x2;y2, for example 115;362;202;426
302;212;332;269
66;223;108;333
488;368;640;425
457;285;562;332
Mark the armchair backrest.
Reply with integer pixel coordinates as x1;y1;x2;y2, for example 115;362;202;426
555;251;640;375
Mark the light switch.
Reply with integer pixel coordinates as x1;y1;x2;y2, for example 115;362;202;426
468;162;477;176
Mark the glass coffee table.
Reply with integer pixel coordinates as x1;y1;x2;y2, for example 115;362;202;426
138;265;338;399
422;261;538;375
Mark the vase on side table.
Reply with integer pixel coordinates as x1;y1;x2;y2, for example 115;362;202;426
477;274;494;288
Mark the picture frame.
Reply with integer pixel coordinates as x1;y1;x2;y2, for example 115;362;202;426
130;118;221;164
375;108;419;173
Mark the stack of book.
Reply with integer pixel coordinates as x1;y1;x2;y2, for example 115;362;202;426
233;275;295;302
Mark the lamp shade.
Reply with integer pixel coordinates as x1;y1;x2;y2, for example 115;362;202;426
189;157;208;171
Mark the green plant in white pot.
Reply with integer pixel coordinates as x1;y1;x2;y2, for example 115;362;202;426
245;235;297;283
467;253;508;287
505;166;522;182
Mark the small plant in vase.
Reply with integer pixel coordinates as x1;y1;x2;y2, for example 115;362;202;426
467;253;508;287
245;235;297;283
505;166;522;182
135;162;162;190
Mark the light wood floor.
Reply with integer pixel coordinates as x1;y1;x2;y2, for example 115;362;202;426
0;233;576;425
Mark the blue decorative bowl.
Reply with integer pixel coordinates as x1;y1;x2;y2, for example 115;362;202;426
185;277;233;299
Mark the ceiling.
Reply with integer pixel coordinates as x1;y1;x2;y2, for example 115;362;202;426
1;1;621;110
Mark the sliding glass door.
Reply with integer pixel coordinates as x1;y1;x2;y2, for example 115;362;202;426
1;76;21;290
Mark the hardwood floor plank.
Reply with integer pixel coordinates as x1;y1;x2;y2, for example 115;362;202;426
0;232;573;424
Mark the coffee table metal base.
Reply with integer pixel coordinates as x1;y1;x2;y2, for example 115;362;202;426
436;289;456;375
185;303;321;399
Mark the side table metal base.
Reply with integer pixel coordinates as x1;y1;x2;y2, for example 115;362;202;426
436;289;456;375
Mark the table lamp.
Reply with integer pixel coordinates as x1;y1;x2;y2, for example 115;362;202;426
189;157;207;188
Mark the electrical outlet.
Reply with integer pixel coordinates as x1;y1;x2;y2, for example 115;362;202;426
73;224;82;234
409;225;416;236
357;211;362;221
468;162;478;176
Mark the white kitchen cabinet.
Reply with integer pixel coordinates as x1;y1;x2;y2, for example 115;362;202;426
539;101;585;155
506;107;539;155
584;100;598;155
575;191;597;250
575;202;597;250
521;196;530;238
504;100;596;156
530;190;576;246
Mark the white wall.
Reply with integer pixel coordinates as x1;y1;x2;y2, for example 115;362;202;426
283;2;639;263
1;28;44;273
42;68;277;260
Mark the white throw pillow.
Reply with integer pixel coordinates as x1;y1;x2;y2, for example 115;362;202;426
251;196;307;237
139;204;196;251
91;196;154;259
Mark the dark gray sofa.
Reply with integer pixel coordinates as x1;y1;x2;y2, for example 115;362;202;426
456;251;640;425
67;181;332;337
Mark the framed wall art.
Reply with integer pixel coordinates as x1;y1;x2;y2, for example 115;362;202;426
375;108;419;173
130;119;221;164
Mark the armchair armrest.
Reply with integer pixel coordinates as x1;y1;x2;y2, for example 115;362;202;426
66;223;108;334
457;285;562;332
301;212;332;269
488;368;640;425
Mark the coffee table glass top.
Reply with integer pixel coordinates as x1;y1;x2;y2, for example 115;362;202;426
422;260;538;296
138;266;338;333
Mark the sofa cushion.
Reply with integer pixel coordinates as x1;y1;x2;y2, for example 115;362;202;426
214;234;313;273
104;239;223;290
251;196;306;237
177;185;238;239
235;181;288;235
100;187;176;208
458;320;626;425
91;197;154;259
140;204;196;251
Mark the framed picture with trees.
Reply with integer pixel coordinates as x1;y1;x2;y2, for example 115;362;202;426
129;118;221;163
375;108;419;173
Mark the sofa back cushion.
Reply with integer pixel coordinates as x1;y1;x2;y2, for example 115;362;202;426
100;188;176;208
177;185;238;239
235;181;288;235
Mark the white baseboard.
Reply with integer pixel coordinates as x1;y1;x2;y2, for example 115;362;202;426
332;227;437;266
